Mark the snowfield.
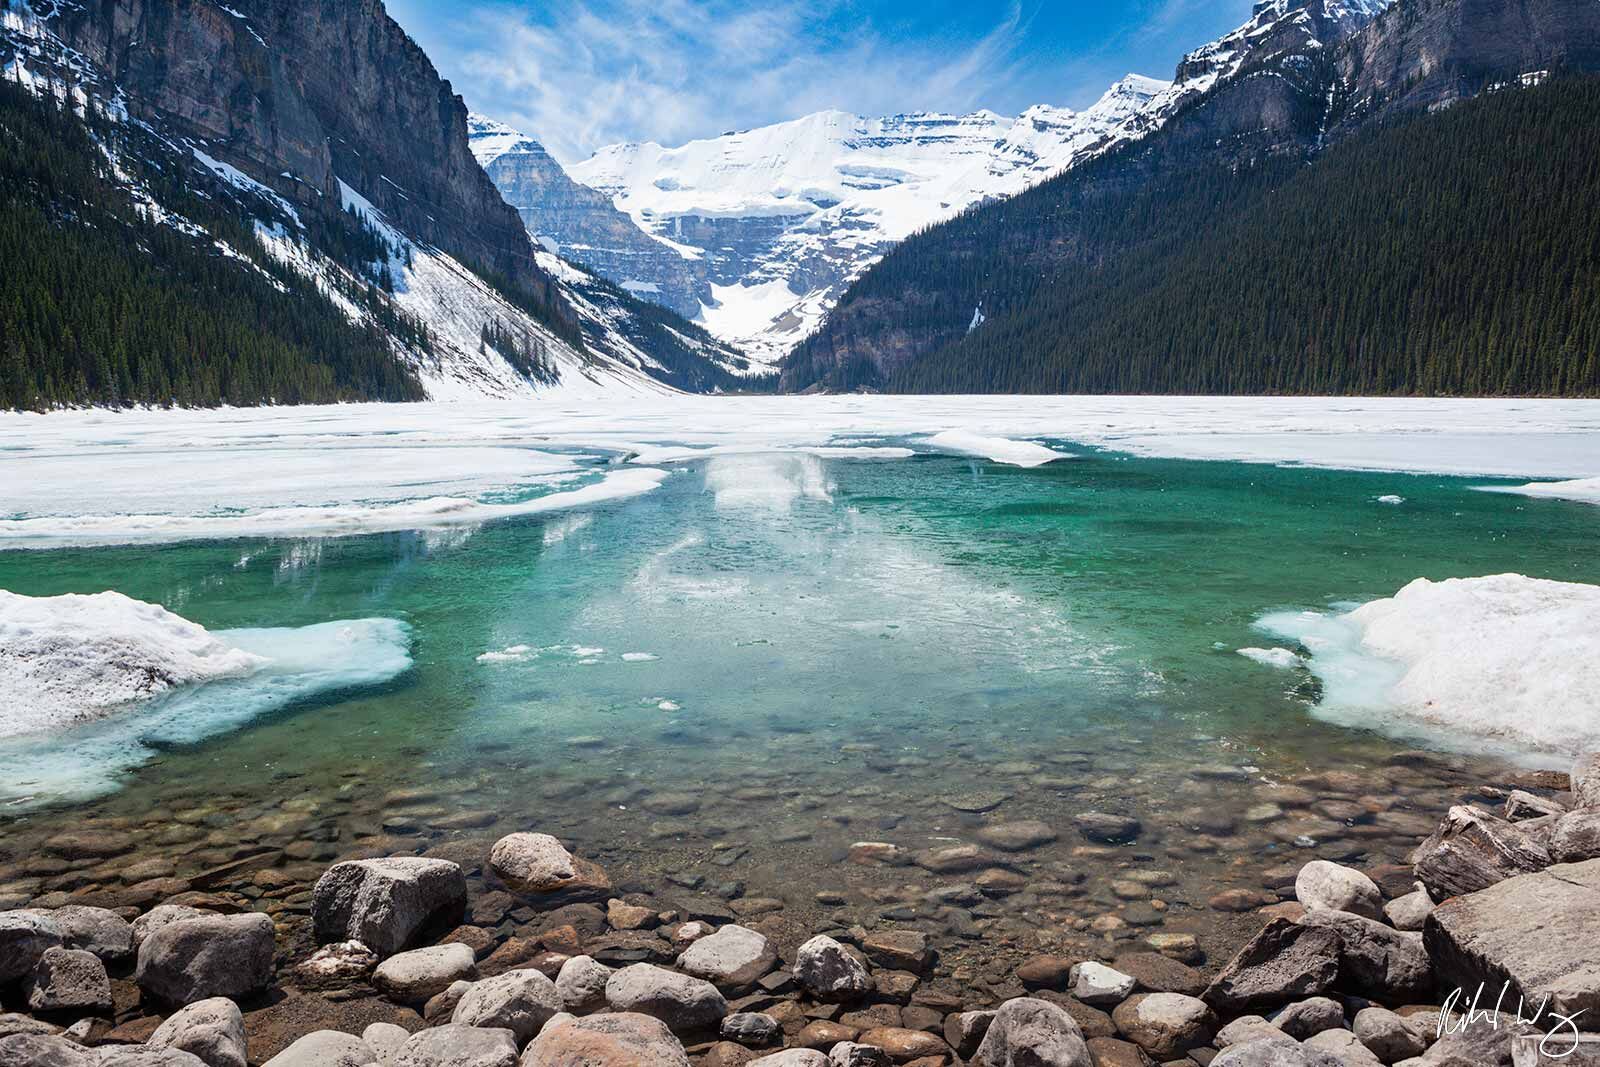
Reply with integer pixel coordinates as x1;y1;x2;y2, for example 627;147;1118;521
2;395;1597;549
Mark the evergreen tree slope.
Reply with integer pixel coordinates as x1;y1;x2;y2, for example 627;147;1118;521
798;77;1600;397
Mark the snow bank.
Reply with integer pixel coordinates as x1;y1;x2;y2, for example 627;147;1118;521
926;430;1071;468
1481;477;1600;506
0;591;265;737
0;593;413;805
1258;575;1600;759
0;468;670;549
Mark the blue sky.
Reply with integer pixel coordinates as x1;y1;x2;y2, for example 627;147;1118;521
387;0;1254;165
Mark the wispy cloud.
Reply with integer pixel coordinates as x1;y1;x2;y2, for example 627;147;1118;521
392;0;1037;164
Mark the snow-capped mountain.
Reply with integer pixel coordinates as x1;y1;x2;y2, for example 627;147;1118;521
0;0;748;405
475;75;1169;367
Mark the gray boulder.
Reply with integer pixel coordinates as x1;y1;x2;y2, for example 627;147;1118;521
604;963;727;1033
828;1043;892;1067
1548;810;1600;864
1214;1015;1289;1047
676;924;777;989
0;911;64;984
312;858;467;958
135;913;276;1006
37;906;133;963
975;997;1092;1067
1203;919;1341;1014
1305;1027;1383;1065
1073;813;1141;844
362;1022;410;1062
148;997;247;1067
1424;857;1600;1018
27;947;111;1013
1412;807;1551;901
944;1010;996;1059
553;955;612;1014
391;1025;518;1067
1384;890;1433;932
1353;1006;1426;1061
1212;1038;1346;1066
372;943;477;1005
0;1034;95;1067
748;1052;829;1067
1418;1019;1538;1066
721;1012;780;1046
261;1031;376;1067
1270;997;1347;1040
1301;909;1433;1003
1573;751;1600;808
519;1013;691;1067
793;936;873;1001
451;969;562;1046
96;1050;209;1067
1296;861;1384;920
132;906;214;949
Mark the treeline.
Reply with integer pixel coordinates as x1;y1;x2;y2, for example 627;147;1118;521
0;78;426;409
796;76;1600;397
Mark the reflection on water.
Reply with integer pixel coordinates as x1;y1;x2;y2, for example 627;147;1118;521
0;450;1595;973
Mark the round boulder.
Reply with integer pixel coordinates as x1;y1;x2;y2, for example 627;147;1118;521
676;924;777;989
261;1031;376;1067
554;955;612;1014
372;943;477;1005
604;962;727;1033
974;997;1091;1067
0;1034;96;1067
0;911;64;985
1294;861;1383;920
450;968;562;1046
27;947;112;1013
149;997;248;1067
487;834;611;908
1111;993;1216;1060
391;1025;518;1067
135;914;275;1007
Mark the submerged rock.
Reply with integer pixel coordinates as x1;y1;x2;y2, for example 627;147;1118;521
488;833;611;908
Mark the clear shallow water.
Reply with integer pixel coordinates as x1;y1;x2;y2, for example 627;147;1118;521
1;446;1596;975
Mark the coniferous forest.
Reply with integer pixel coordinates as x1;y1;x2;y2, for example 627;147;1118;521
0;79;426;410
793;76;1600;397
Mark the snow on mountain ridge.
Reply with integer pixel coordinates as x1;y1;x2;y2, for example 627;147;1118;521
560;75;1171;363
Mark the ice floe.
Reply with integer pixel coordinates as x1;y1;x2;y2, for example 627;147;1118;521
925;429;1071;468
1237;647;1303;669
1258;574;1600;759
0;593;412;804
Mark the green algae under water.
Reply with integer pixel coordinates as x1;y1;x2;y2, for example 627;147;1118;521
1;448;1596;964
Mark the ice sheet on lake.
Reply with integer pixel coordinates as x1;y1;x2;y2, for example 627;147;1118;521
1480;476;1600;506
2;397;1597;549
0;592;412;805
925;429;1071;468
1237;647;1303;669
1257;574;1600;760
0;468;670;548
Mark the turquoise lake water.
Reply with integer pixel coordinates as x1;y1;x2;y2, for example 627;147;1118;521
1;445;1595;967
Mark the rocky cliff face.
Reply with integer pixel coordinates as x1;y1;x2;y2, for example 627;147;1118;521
470;116;712;322
1339;0;1600;125
39;0;567;322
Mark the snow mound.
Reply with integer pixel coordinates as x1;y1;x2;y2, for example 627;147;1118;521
1259;574;1600;759
1481;477;1600;505
0;591;266;737
926;430;1071;468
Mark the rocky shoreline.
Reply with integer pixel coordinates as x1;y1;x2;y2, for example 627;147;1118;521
2;753;1599;1066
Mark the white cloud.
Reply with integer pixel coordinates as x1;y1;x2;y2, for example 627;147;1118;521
394;0;1037;164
